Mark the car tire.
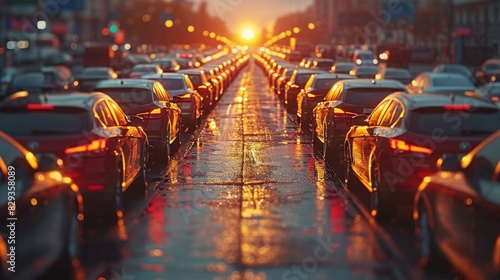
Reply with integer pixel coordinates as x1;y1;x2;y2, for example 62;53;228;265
415;202;450;271
322;125;332;163
370;163;393;223
132;144;148;197
103;160;124;224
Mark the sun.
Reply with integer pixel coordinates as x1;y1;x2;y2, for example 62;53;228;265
241;28;255;41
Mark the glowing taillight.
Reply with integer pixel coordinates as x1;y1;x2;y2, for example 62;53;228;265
27;104;54;110
86;184;105;191
137;108;162;119
444;104;471;110
64;139;107;155
389;139;432;155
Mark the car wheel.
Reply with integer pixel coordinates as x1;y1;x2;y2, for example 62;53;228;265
416;202;449;270
371;163;393;223
132;144;148;197
312;121;320;152
344;145;354;186
322;125;331;162
103;161;123;224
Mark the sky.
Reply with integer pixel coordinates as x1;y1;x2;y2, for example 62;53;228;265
189;0;313;35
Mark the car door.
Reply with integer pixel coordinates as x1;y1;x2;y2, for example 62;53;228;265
107;99;142;179
94;100;132;188
351;99;391;182
314;83;342;142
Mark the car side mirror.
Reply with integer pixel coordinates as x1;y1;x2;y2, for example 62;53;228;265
437;154;462;172
352;114;367;126
128;115;144;126
38;153;62;172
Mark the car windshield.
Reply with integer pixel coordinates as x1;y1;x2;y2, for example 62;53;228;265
345;88;401;107
410;108;500;136
97;88;152;104
0;110;91;136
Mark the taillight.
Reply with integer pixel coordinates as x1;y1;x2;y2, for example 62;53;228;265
130;74;141;79
389;139;432;155
27;104;54;110
64;139;107;155
137;108;162;119
444;104;471;110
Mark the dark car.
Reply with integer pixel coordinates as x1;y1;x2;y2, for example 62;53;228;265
313;79;406;164
75;67;118;92
143;73;202;132
178;69;215;110
349;65;380;79
475;59;500;85
284;69;325;113
432;63;476;85
476;82;500;105
408;72;476;95
297;73;355;131
6;66;74;95
375;67;413;85
94;79;181;161
330;62;355;74
413;130;500;279
275;66;297;96
344;92;500;222
0;130;84;279
0;92;149;224
128;64;163;79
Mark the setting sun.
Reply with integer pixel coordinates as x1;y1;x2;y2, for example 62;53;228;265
241;28;255;41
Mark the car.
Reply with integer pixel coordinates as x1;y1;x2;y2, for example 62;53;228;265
344;92;500;223
330;62;355;74
413;130;500;279
377;43;410;68
476;82;500;105
75;67;118;92
274;65;297;96
0;91;149;224
375;67;413;85
5;66;74;95
308;58;335;71
352;49;378;66
128;64;163;78
313;79;406;164
407;72;476;95
297;73;355;131
432;63;476;85
284;69;325;113
0;130;84;279
142;73;203;132
45;53;74;68
475;58;500;85
152;57;180;73
178;69;215;111
94;79;181;161
349;65;380;79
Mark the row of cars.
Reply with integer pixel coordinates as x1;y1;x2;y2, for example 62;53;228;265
255;50;500;279
0;51;250;279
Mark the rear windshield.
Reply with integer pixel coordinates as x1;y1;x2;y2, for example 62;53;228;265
13;73;45;85
344;88;401;107
97;88;152;104
314;78;337;90
433;77;473;87
410;108;500;136
385;69;411;78
0;110;90;136
185;75;202;86
81;68;109;77
316;61;334;68
296;74;314;85
156;79;183;90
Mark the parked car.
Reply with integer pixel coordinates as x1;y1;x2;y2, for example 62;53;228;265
475;58;500;85
94;79;181;161
284;69;325;113
352;49;378;66
344;92;500;222
6;66;74;95
297;73;355;131
0;130;84;280
413;130;500;279
75;67;118;92
152;57;180;73
178;69;215;110
432;63;476;85
0;91;149;224
375;67;413;85
142;73;202;132
407;72;476;95
313;79;406;164
128;64;163;79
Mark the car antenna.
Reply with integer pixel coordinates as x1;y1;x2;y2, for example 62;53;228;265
120;80;124;85
450;93;455;104
43;92;48;103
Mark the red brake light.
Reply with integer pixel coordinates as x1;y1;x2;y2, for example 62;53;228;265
86;184;105;191
491;96;499;102
137;108;162;119
389;139;432;155
27;104;54;110
64;139;107;155
444;104;471;110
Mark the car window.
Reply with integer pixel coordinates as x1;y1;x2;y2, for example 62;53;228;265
324;83;341;101
367;100;391;126
379;100;403;127
304;75;315;90
94;100;117;127
184;76;195;91
107;100;128;126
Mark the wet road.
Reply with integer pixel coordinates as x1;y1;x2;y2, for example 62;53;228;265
82;59;425;280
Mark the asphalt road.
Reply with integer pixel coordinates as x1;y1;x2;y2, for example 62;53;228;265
78;59;457;280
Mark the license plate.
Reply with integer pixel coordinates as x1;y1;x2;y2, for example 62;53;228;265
363;108;373;114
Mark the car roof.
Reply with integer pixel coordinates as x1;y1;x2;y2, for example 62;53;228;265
339;79;405;89
314;73;355;79
419;72;468;79
386;91;498;110
142;73;183;79
0;91;110;110
294;69;324;74
95;79;156;89
178;69;203;74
